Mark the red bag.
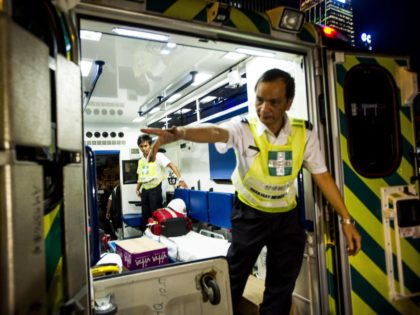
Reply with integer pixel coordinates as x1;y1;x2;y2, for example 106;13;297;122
148;208;192;237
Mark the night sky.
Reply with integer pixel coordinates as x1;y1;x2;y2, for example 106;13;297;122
282;0;420;74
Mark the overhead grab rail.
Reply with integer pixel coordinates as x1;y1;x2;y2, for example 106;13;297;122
83;60;105;111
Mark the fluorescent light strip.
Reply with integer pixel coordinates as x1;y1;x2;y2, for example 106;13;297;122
200;96;217;103
132;116;145;123
235;48;275;58
80;30;102;41
223;51;246;60
167;93;182;103
192;72;213;86
112;27;169;42
178;108;192;114
149;107;161;114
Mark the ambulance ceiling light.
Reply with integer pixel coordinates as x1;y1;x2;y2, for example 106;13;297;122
222;51;245;61
80;30;102;41
178;108;192;114
138;71;197;116
235;48;274;58
132;116;145;123
266;7;304;33
112;27;169;42
200;96;217;103
149;107;160;114
167;93;182;103
192;72;213;86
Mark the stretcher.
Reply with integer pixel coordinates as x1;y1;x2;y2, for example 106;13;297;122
144;228;231;262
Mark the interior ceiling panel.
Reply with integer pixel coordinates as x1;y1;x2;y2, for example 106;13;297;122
80;19;246;126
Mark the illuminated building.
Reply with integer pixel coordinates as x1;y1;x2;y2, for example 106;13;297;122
300;0;355;46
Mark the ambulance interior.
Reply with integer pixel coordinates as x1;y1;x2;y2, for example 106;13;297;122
81;16;319;312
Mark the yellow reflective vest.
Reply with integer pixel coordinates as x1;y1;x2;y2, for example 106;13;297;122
231;117;306;212
137;158;165;190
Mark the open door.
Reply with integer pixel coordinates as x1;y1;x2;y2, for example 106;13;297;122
325;51;420;314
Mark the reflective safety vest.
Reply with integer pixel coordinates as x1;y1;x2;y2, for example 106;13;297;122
137;158;165;190
231;117;306;212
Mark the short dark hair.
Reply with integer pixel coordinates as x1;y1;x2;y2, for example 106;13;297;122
137;134;152;146
254;68;295;100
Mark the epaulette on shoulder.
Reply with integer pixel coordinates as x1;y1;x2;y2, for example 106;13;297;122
240;116;249;124
305;120;313;131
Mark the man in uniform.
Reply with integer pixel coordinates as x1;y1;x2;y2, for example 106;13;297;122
140;69;361;314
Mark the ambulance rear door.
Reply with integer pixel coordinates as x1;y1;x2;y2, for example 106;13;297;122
324;50;420;314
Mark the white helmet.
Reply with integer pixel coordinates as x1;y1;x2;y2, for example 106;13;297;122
167;198;187;215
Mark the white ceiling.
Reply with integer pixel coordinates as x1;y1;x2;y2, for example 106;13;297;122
80;19;250;127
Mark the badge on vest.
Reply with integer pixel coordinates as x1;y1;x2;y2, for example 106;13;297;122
141;165;149;175
268;151;292;176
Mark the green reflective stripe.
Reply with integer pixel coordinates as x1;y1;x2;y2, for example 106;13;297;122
342;55;360;70
357;225;387;272
297;23;317;43
395;58;408;67
351;291;376;315
339;110;347;138
47;257;64;312
401;138;414;171
326;248;338;313
147;0;270;34
356;220;419;293
355;56;380;65
337;54;420;314
146;0;179;13
336;63;346;87
45;205;63;286
343;162;382;219
44;203;59;237
44;203;64;313
351;266;400;315
343;155;420;255
192;8;208;22
400;106;412;122
383;168;409;186
327;269;336;297
228;7;260;34
401;109;415;149
231;8;271;34
163;0;207;21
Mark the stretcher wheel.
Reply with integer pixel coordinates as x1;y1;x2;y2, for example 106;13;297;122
201;274;221;305
94;302;117;315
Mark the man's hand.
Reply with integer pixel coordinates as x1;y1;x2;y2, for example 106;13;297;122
342;224;362;256
136;189;142;198
141;127;185;162
177;180;188;189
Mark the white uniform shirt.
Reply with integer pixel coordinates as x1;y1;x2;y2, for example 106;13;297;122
215;114;327;175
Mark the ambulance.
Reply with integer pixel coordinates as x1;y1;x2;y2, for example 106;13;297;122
1;0;419;314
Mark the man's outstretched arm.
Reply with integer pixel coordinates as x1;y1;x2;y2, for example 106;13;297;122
140;124;229;161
